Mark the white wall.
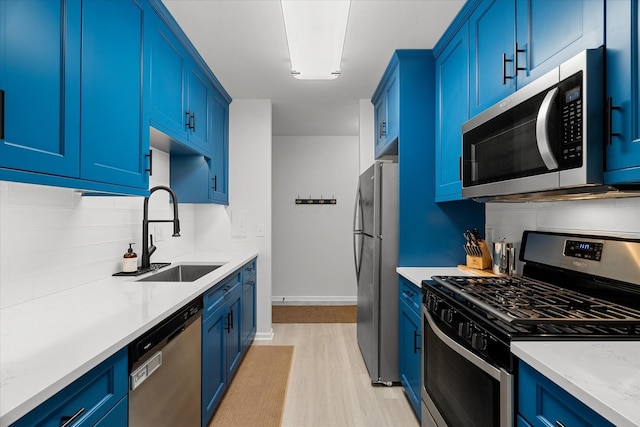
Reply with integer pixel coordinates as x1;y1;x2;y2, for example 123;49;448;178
194;100;273;338
272;135;359;304
0;151;196;308
485;197;640;273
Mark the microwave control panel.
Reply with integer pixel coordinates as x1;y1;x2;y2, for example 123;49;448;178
559;72;583;167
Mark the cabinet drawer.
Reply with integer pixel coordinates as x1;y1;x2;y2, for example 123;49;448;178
399;278;421;314
13;348;128;427
203;271;241;317
518;361;614;427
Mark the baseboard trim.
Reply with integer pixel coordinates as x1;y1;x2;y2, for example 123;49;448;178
271;296;357;306
254;329;275;341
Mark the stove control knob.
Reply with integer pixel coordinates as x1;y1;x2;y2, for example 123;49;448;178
427;295;439;312
458;322;472;340
440;308;454;324
471;332;487;351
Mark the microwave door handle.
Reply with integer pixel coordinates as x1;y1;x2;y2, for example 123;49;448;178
535;87;560;170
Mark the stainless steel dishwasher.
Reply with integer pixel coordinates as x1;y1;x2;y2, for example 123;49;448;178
129;297;203;427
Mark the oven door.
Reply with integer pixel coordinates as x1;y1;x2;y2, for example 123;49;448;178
421;309;513;427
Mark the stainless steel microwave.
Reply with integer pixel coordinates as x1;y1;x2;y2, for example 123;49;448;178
461;49;604;201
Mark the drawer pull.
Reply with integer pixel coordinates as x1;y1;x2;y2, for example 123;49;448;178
59;407;85;427
555;421;566;427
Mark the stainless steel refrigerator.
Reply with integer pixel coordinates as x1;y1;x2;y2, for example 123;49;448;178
353;161;399;385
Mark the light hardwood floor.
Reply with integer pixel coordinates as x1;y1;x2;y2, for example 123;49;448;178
255;323;420;427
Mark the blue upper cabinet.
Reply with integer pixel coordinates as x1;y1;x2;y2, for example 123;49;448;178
149;14;214;156
0;0;81;178
0;0;150;195
373;64;400;158
209;90;229;204
435;23;469;202
80;0;150;189
515;0;604;87
468;0;604;118
149;20;187;142
469;0;516;117
604;0;640;184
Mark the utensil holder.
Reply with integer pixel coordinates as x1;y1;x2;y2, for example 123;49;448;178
466;240;492;270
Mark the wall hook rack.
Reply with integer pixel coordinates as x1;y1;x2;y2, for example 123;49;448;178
295;195;337;205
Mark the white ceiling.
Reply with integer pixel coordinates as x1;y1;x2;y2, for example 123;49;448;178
162;0;465;136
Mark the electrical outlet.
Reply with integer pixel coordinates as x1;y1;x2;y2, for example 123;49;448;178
257;223;265;237
154;225;164;242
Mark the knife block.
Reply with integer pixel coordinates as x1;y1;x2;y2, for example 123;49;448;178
466;240;492;270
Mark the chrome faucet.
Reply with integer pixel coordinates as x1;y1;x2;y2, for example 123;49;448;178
141;185;181;269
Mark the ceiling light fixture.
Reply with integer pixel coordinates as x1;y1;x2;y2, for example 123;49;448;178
281;0;351;80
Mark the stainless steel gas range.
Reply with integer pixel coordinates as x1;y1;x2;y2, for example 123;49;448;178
420;230;640;427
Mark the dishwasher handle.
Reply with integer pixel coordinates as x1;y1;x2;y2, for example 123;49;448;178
130;351;162;391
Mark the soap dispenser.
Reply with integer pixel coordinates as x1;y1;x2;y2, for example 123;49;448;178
123;243;138;273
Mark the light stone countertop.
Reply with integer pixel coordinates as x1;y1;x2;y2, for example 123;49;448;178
0;250;258;427
397;266;640;427
512;341;640;427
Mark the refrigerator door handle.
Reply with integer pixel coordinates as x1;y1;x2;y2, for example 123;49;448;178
353;183;363;281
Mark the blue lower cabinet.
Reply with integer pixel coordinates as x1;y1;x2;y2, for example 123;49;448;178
201;262;255;427
518;361;614;427
398;278;421;420
202;300;229;426
11;348;128;427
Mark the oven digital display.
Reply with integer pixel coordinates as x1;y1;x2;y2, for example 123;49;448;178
564;240;603;261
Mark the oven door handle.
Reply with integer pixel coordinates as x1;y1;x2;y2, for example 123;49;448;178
425;312;501;381
535;87;560;171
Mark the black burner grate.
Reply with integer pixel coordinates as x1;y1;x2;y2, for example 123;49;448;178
432;276;640;327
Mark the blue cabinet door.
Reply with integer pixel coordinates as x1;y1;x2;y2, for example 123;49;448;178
515;0;604;88
469;0;516;117
186;64;211;152
80;0;149;189
435;23;469;201
399;296;421;419
226;284;243;379
202;302;228;427
373;66;400;159
604;0;640;184
0;0;81;177
374;93;388;155
241;272;256;352
210;91;229;204
149;20;187;140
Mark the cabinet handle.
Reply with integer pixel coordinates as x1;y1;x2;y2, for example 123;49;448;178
413;330;421;353
502;53;514;84
59;407;85;427
230;309;234;330
0;89;5;140
514;43;526;76
185;110;191;128
555;421;566;427
145;150;153;176
212;175;217;191
191;112;196;131
225;312;232;333
606;97;622;145
379;121;386;138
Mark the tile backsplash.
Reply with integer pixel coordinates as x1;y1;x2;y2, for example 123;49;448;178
0;150;195;308
485;197;640;272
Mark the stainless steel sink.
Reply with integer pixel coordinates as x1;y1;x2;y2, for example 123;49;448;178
136;264;224;282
